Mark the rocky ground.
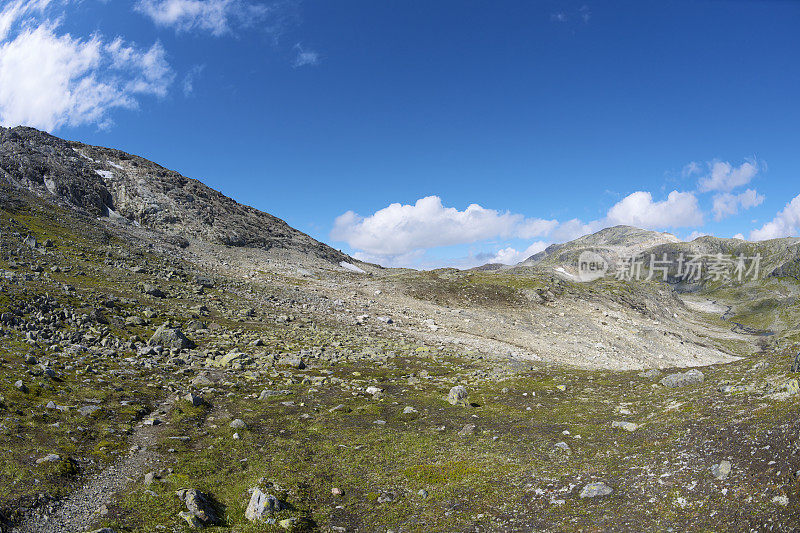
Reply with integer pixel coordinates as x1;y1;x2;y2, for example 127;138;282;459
2;186;800;532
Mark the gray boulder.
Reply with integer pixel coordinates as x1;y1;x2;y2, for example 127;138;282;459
447;385;468;406
149;324;193;350
176;488;220;526
579;482;613;498
245;488;286;521
791;352;800;373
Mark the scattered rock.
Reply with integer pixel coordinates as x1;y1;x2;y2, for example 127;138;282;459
176;488;220;526
36;453;61;464
711;460;732;480
149;324;193;350
447;385;468;406
230;419;247;429
579;482;613;498
611;421;638;432
141;283;165;298
245;487;286;521
458;423;476;436
184;392;204;407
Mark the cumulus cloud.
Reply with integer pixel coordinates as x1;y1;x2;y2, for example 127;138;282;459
606;190;703;228
698;160;760;192
135;0;276;36
292;43;319;67
0;12;173;131
486;241;548;265
750;194;800;241
712;189;764;221
330;195;557;257
684;230;710;242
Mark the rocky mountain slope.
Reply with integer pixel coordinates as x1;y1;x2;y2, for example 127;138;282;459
0;127;350;263
521;225;681;271
2;131;800;531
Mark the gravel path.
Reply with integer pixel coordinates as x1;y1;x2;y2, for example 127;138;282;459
13;399;173;533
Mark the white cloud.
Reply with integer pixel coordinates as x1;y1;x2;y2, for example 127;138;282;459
550;218;605;242
0;18;173;131
606;190;703;228
0;0;52;40
135;0;274;36
682;161;701;177
750;194;800;241
330;195;557;257
684;231;710;242
486;241;548;265
698;160;759;192
712;189;764;221
182;64;205;96
293;43;319;67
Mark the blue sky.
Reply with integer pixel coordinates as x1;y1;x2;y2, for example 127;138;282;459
1;1;799;268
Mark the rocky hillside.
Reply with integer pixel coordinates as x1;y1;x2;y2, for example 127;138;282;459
0;127;350;264
521;225;681;272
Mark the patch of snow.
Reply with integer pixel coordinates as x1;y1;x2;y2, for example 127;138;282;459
106;160;124;170
340;261;365;274
555;267;575;278
95;170;113;180
75;150;96;162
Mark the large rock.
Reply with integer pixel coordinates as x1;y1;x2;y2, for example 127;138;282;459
579;482;613;498
149;324;193;350
660;369;704;388
176;488;220;526
791;352;800;372
245;488;286;521
447;385;468;406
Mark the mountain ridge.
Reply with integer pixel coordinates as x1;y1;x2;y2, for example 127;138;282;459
0;126;350;264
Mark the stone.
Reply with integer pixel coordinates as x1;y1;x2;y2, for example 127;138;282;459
611;421;638;432
331;487;343;496
447;385;468;406
144;472;155;485
14;380;28;393
245;488;286;521
192;373;214;387
149;324;193;350
377;491;397;503
773;495;789;506
277;356;305;369
36;453;61;464
178;510;202;528
786;379;800;396
403;406;418;414
660;369;704;388
279;518;297;530
580;482;613;498
141;283;165;298
711;460;732;480
366;386;383;395
230;418;247;429
791;352;800;373
176;488;220;526
78;405;102;417
458;424;476;436
184;392;204;407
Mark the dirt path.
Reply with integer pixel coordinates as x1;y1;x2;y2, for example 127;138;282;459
13;399;174;533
